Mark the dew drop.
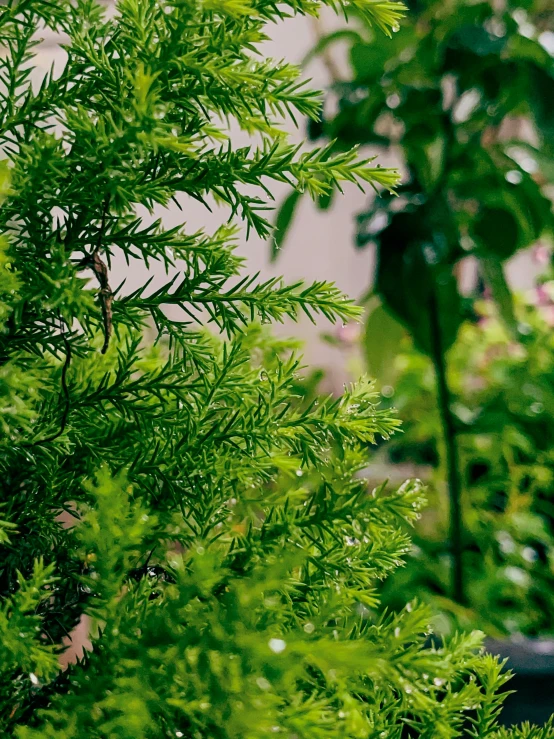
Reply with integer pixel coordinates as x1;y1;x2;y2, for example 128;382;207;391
268;638;287;654
522;546;538;562
505;170;523;185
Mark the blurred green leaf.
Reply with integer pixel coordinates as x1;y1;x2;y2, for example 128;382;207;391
363;300;405;384
479;256;517;336
375;216;462;354
270;189;302;262
506;35;552;67
350;27;413;83
448;24;507;57
303;29;364;67
529;65;554;151
473;206;519;260
405;127;446;192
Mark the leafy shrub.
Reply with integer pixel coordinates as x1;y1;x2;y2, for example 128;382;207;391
377;286;554;638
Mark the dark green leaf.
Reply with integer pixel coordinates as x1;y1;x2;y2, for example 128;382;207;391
473;206;519;260
270;189;302;262
448;24;507;57
375;213;463;355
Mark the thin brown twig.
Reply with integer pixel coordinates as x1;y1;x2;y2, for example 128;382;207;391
91;250;113;355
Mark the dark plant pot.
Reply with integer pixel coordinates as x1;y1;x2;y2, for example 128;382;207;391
486;638;554;726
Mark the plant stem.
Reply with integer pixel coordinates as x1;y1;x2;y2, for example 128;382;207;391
428;287;465;604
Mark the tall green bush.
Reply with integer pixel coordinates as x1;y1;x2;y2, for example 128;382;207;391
1;0;552;737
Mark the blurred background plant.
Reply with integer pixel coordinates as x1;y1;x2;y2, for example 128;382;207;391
273;0;554;619
371;282;554;639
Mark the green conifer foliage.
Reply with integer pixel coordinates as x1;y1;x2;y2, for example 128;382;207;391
0;1;552;737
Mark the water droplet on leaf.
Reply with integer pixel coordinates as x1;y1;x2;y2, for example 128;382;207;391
268;638;286;653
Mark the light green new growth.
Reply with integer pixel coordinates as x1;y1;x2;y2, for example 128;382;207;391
0;0;550;736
